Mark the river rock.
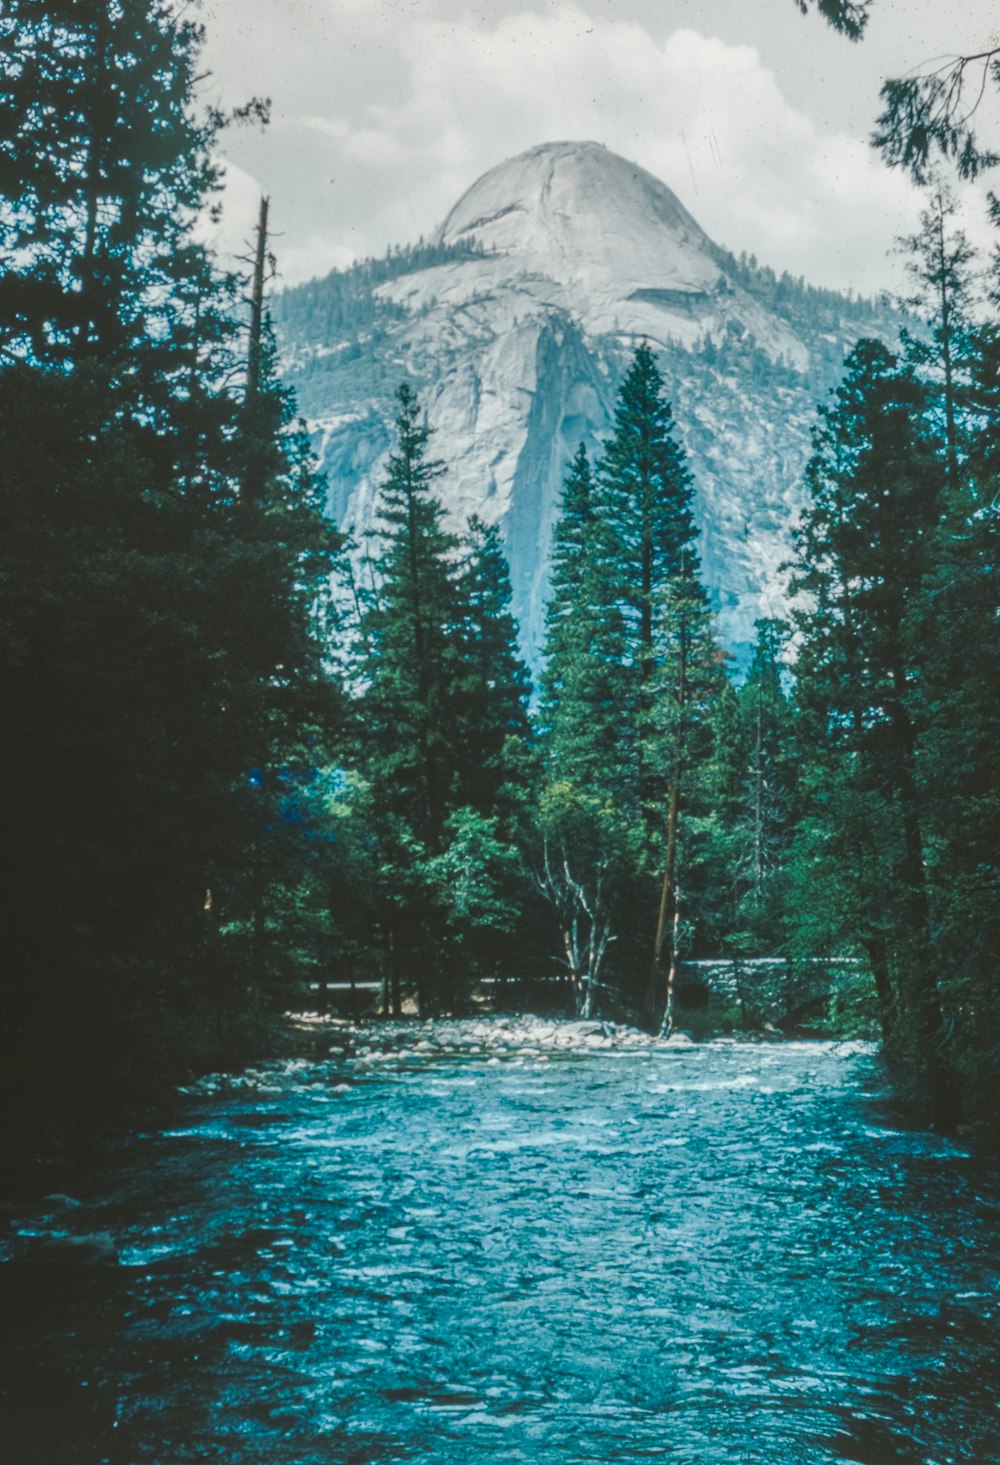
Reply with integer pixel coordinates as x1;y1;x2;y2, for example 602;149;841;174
27;1232;118;1267
42;1194;82;1211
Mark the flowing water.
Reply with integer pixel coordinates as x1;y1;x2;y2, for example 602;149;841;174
3;1022;1000;1464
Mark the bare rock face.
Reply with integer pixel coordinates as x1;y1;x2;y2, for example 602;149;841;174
275;141;898;669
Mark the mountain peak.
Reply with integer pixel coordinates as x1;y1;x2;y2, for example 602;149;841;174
434;141;716;292
277;141;892;669
439;141;711;253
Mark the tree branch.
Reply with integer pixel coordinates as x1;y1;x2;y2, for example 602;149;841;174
874;51;1000;183
792;0;872;42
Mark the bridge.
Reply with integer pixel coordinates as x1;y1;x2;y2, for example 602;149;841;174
302;971;575;1018
302;957;870;1029
675;957;870;1030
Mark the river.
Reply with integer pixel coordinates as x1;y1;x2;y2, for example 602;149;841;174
3;1019;1000;1464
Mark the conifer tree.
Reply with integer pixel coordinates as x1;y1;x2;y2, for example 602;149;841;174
735;620;795;947
360;383;462;858
356;387;536;1013
598;344;699;828
789;338;958;1123
595;345;717;1025
444;516;535;987
536;444;634;1016
897;186;978;488
539;443;628;786
537;350;721;1021
642;554;723;1033
907;299;1000;1116
453;515;532;819
0;0;254;386
207;202;345;1006
0;0;338;1152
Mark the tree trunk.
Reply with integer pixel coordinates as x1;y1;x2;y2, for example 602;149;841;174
389;924;402;1018
889;675;959;1130
862;935;896;1041
246;195;269;407
934;195;960;491
659;906;682;1037
644;584;690;1032
643;776;680;1030
241;195;270;510
250;836;265;1003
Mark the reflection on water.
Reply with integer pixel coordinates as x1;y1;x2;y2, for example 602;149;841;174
3;1031;1000;1463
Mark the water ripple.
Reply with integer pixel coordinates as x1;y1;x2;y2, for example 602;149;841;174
3;1024;1000;1463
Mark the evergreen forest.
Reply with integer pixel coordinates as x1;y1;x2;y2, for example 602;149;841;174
3;0;1000;1179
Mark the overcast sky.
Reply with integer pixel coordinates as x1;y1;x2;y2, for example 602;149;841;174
196;0;1000;297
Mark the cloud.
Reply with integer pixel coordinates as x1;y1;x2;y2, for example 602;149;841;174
200;0;979;296
195;157;264;259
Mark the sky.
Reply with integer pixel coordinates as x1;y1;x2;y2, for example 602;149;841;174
196;0;1000;298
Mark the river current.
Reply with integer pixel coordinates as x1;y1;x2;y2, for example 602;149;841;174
3;1021;1000;1464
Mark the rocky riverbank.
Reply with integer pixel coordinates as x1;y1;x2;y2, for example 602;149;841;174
179;1014;701;1097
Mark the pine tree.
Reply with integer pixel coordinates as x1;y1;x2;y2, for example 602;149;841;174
206;202;345;1008
789;338;958;1124
598;344;699;828
897;186;978;488
908;297;1000;1119
539;443;628;788
0;0;253;385
0;1;337;1155
535;444;634;1016
642;555;724;1033
353;385;454;1013
453;515;532;820
359;383;462;859
735;620;795;947
594;345;716;1026
444;515;535;986
536;351;719;1022
356;386;537;1013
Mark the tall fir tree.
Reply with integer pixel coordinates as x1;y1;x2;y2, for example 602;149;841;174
897;185;979;489
906;270;1000;1122
0;0;256;387
355;386;535;1014
596;345;717;1026
598;343;700;830
447;515;535;985
536;443;635;1016
735;620;795;948
642;554;724;1033
536;348;722;1022
359;383;462;857
205;201;345;1008
789;338;958;1124
453;514;532;820
0;0;338;1158
539;443;629;788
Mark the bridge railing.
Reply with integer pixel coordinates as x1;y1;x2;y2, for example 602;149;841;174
296;957;870;1025
676;956;869;1026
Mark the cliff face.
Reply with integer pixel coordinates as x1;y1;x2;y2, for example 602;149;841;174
275;140;898;668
